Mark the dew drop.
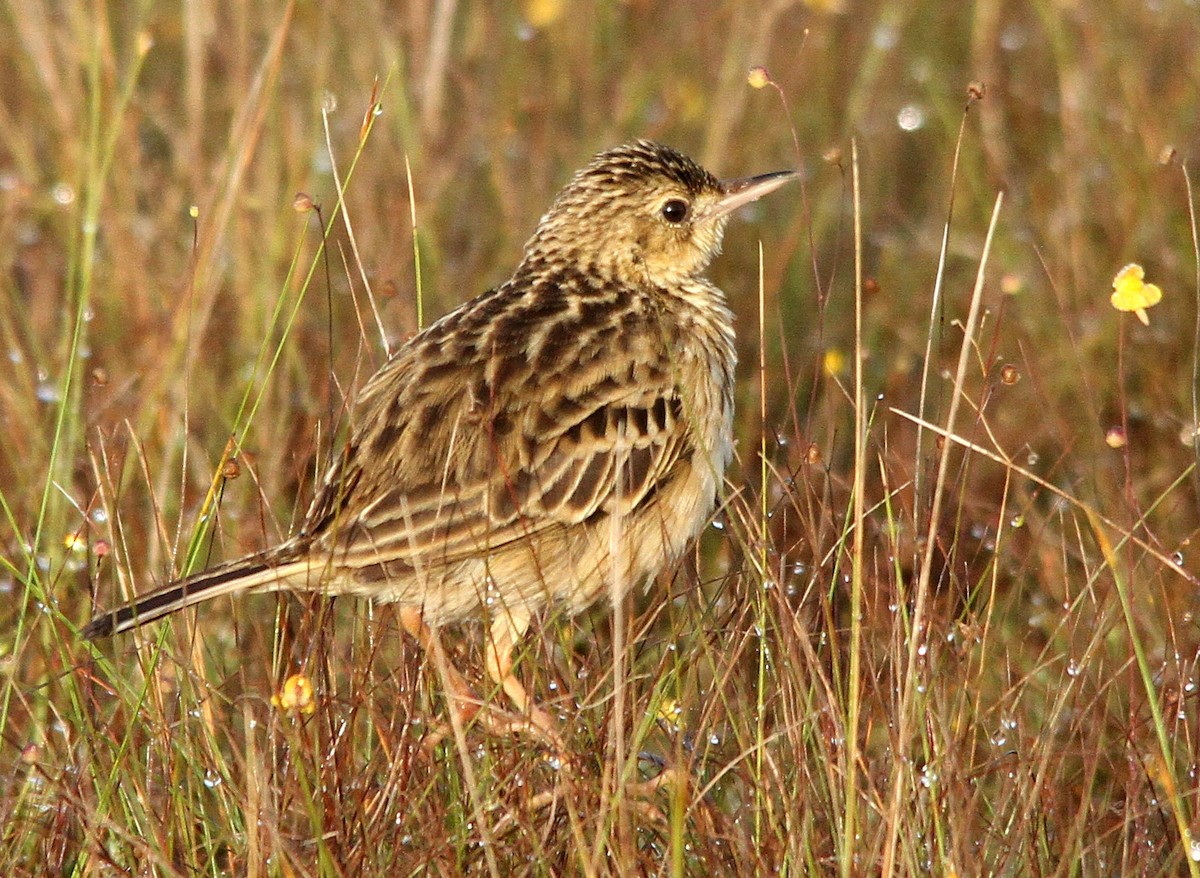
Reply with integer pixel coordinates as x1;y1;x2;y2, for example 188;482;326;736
1000;23;1028;51
36;380;61;403
872;22;898;49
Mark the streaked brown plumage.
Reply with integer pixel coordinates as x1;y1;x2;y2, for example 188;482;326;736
84;141;796;737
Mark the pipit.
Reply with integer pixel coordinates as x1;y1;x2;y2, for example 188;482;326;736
84;141;796;742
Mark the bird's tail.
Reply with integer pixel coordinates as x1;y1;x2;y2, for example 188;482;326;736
82;546;316;640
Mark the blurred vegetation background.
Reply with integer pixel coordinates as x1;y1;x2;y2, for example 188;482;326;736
3;0;1200;874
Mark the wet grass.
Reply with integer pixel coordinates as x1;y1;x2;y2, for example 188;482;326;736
3;1;1200;875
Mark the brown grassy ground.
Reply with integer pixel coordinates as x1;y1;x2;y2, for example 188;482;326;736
3;1;1200;875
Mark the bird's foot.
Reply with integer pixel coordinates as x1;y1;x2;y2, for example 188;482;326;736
418;692;567;757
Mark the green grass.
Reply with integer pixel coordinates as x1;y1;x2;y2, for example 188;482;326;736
3;1;1200;875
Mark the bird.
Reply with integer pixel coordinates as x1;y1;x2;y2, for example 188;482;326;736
84;140;797;742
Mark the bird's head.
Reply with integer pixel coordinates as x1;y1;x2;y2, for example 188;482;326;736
523;140;797;287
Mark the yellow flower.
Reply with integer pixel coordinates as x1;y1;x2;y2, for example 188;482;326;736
823;348;847;377
524;0;563;28
747;66;771;89
272;673;316;715
1000;273;1024;296
1110;263;1162;326
655;696;684;728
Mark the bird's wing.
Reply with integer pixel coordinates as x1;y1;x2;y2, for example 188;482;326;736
488;375;689;527
304;310;692;573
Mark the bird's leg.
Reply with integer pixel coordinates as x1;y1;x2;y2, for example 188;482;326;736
399;607;478;711
400;606;496;752
401;606;561;752
485;608;564;750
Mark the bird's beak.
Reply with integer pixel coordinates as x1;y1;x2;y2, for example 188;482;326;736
708;170;799;220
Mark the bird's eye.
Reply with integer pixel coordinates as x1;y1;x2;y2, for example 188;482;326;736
660;199;690;223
